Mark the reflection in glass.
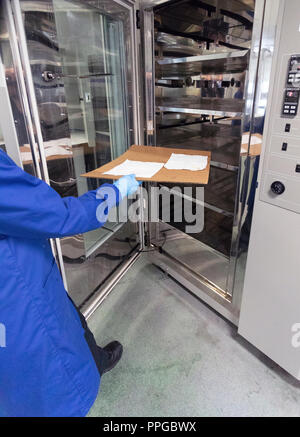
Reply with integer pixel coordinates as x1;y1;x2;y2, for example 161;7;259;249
0;4;36;176
19;0;138;307
52;0;129;253
152;0;260;296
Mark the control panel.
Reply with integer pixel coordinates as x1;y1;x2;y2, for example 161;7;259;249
286;55;300;85
260;53;300;214
281;56;300;117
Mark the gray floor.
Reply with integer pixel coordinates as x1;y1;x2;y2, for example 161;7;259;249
87;253;300;417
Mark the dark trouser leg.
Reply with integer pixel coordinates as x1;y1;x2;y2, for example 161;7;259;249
68;296;110;375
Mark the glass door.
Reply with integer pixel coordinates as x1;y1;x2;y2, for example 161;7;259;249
10;0;140;307
52;0;131;254
142;0;269;309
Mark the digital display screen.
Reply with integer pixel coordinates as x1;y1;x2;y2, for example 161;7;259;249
287;91;298;97
289;57;300;70
285;89;300;102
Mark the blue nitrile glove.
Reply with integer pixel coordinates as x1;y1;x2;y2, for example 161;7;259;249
114;174;141;200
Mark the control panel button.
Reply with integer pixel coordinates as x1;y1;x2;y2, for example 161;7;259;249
282;88;300;116
271;181;285;195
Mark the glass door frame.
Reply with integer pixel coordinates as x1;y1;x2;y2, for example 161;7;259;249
140;0;280;324
4;0;144;316
0;51;22;166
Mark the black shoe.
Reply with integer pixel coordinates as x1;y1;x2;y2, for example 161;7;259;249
101;341;123;375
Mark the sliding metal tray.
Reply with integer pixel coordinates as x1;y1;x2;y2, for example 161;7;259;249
156;50;249;78
156;96;244;118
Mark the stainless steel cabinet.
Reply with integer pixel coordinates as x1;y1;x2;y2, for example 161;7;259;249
1;0;280;323
140;0;279;323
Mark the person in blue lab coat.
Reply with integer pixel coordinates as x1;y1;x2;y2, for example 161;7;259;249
0;149;140;417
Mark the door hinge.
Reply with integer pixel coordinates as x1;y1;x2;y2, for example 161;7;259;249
136;10;141;29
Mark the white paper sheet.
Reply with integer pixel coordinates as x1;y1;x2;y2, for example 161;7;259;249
23;138;72;149
21;145;72;162
45;146;72;156
242;134;262;145
103;159;164;178
164;153;208;171
21;152;34;162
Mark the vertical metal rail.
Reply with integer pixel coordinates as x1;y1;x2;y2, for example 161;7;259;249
6;0;68;289
230;0;281;313
10;0;49;183
140;7;157;248
141;8;156;146
226;0;274;299
3;0;41;178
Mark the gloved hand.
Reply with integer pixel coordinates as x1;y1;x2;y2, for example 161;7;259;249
114;174;141;200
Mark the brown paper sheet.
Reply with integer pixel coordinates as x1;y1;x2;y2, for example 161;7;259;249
82;145;211;185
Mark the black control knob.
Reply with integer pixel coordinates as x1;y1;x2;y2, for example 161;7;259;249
271;181;285;195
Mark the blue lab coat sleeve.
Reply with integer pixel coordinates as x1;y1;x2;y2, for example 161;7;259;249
0;149;120;239
0;149;122;417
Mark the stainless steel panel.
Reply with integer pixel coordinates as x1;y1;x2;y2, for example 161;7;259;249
149;247;237;325
225;0;267;297
141;8;156;144
1;1;38;177
162;235;229;291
